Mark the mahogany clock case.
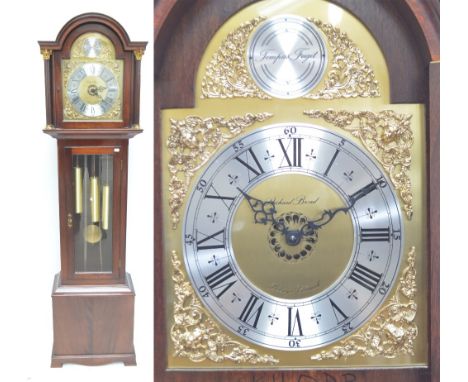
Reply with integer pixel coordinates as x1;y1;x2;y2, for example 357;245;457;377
40;13;147;367
154;1;439;382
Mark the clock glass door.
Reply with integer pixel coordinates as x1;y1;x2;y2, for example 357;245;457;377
61;145;123;283
72;151;114;274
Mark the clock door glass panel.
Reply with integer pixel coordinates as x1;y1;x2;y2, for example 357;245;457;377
72;152;114;274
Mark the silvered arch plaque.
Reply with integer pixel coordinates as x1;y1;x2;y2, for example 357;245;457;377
247;15;327;99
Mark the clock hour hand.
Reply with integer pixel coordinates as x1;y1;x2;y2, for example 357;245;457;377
236;187;280;226
88;84;107;99
303;178;387;233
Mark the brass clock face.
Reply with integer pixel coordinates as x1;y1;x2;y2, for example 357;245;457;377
65;62;120;118
61;32;123;121
183;123;403;350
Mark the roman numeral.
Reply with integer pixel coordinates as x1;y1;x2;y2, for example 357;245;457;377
360;227;390;242
238;294;264;329
324;149;339;176
205;186;236;209
330;299;348;324
205;263;237;299
287;307;304;337
349;262;382;292
196;229;225;250
235;148;265;179
278;138;303;167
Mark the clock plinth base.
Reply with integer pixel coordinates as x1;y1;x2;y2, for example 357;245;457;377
51;273;136;368
51;353;136;368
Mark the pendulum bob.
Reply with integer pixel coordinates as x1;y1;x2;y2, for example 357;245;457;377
101;184;110;231
84;223;102;244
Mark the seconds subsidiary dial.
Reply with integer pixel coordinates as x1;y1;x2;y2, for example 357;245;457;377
183;124;402;350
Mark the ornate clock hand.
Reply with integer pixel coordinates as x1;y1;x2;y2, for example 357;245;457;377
236;187;279;225
303;177;387;233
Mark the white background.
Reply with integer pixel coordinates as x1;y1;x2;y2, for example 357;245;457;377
0;1;461;382
0;1;153;381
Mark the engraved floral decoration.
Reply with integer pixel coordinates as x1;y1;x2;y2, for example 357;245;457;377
167;112;273;229
304;19;380;100
304;109;413;219
201;17;380;99
170;250;279;364
311;246;417;360
201;17;270;99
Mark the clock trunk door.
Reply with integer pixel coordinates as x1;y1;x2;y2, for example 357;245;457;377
58;143;126;284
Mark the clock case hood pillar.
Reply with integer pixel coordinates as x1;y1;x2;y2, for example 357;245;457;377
40;13;146;368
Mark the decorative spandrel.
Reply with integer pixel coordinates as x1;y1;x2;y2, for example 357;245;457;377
170;251;279;365
167;112;273;229
304;109;414;219
72;153;113;274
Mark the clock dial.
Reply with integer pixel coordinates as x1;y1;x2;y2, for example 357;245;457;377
183;124;403;350
246;15;327;98
65;63;120;118
61;32;124;122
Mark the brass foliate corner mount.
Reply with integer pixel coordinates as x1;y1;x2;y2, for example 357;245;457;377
304;109;414;219
41;48;53;60
311;246;417;360
201;17;269;99
170;250;279;365
304;19;380;100
167;112;273;229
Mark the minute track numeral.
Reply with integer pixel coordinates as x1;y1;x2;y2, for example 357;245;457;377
204;263;237;299
235;148;265;179
238;294;264;329
360;227;391;242
278;138;303;167
349;262;382;292
196;229;225;250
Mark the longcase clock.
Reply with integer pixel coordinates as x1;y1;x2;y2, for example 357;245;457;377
155;0;439;381
39;13;146;367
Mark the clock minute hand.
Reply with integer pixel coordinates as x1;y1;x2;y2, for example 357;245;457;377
236;187;279;225
304;177;387;232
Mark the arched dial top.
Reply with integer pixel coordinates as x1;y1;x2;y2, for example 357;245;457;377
183;124;402;350
246;15;327;99
62;32;123;121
